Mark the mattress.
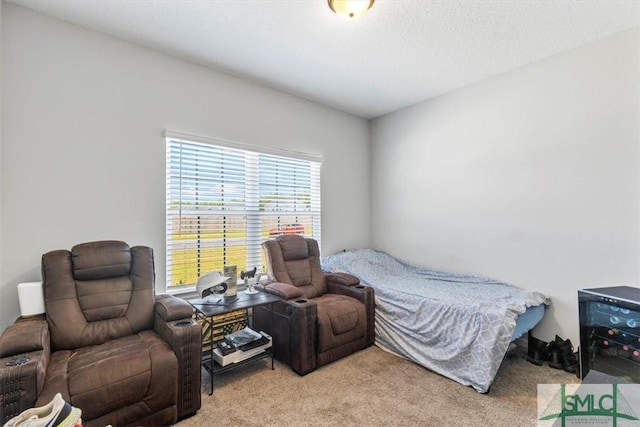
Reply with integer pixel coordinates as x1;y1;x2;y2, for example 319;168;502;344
512;303;545;341
321;248;549;393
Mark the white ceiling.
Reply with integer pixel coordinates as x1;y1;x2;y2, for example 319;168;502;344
8;0;640;119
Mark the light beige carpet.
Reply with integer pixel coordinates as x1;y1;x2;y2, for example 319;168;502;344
176;346;578;427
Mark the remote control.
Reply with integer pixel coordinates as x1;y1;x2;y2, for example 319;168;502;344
217;339;236;356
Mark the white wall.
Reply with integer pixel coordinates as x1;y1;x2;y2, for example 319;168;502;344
370;27;640;345
0;4;371;330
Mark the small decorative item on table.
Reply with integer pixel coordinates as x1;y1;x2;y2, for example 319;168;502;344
196;271;230;299
241;267;259;294
223;265;238;298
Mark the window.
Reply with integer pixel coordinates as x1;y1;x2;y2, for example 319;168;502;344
165;132;321;289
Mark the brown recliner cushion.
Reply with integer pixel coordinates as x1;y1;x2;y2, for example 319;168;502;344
280;237;309;261
314;294;366;354
36;331;177;424
42;243;155;351
265;235;327;298
72;241;131;280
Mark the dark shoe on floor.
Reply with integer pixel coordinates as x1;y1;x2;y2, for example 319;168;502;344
524;334;548;366
555;335;578;374
546;340;564;369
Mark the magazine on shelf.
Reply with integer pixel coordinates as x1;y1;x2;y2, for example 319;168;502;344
212;331;272;367
224;327;262;348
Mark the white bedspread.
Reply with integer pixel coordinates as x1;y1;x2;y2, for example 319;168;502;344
321;248;549;393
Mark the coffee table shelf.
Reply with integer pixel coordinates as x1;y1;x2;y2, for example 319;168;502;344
189;291;283;394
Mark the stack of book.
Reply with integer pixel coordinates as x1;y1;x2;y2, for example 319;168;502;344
213;327;272;367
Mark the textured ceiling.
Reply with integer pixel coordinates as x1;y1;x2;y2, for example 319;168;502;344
8;0;640;119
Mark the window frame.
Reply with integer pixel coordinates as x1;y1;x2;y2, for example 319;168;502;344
164;130;322;293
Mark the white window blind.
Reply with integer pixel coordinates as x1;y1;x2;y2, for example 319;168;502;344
166;136;321;289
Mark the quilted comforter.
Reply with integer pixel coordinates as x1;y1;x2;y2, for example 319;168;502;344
321;248;549;393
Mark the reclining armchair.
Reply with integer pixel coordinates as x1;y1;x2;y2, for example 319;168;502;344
255;235;375;375
0;241;201;426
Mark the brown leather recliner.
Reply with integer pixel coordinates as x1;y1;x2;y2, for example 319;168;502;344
0;241;202;426
255;235;374;375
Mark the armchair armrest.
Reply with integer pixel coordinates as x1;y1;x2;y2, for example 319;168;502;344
253;298;318;376
154;295;201;418
325;272;360;287
257;282;303;300
0;316;49;358
327;282;373;305
155;294;194;322
276;299;318;375
0;317;50;424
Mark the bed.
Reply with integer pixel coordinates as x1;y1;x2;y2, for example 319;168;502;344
321;248;549;393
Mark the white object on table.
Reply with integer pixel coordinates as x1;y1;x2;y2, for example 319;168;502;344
17;281;45;316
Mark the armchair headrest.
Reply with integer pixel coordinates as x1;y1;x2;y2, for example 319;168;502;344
72;240;132;280
277;235;309;261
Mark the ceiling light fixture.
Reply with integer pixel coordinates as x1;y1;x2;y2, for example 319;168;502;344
328;0;374;19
